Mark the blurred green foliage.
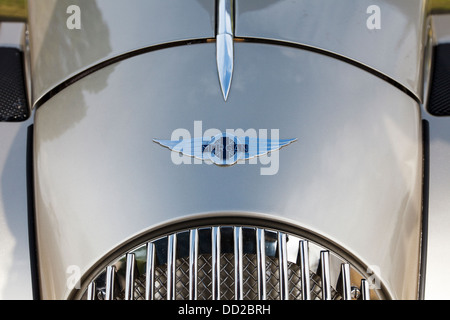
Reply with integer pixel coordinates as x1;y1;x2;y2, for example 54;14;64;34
431;0;450;14
0;0;28;21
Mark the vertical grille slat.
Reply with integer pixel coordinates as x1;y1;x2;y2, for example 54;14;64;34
105;266;116;300
167;234;177;300
298;240;311;300
234;227;244;300
339;264;352;300
211;227;221;300
87;282;96;301
124;253;136;300
278;232;289;300
189;229;199;300
145;242;156;300
319;251;331;300
256;228;266;300
81;225;381;301
361;279;371;300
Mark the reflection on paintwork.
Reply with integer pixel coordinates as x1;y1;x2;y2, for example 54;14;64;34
235;0;427;99
28;0;216;105
0;120;34;300
34;42;421;299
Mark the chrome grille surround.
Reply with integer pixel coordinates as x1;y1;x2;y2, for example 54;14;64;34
76;223;386;300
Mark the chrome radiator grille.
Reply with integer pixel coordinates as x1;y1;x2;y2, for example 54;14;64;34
80;226;377;300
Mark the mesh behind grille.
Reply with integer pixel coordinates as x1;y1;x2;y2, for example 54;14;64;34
428;44;450;116
0;48;29;122
79;225;381;301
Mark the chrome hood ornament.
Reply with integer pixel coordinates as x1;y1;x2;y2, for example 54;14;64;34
154;132;296;166
216;0;234;101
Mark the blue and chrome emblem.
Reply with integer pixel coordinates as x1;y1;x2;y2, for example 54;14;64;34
154;132;296;166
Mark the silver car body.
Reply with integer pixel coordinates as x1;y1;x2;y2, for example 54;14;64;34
0;0;449;300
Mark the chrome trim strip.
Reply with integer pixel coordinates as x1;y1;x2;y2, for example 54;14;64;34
256;228;266;300
212;227;221;300
361;279;371;300
105;266;115;300
234;227;244;300
340;264;352;300
419;119;430;300
145;242;156;300
167;234;177;300
320;251;331;300
216;0;234;101
278;232;289;300
189;229;199;300
86;282;96;301
124;253;136;300
298;240;311;300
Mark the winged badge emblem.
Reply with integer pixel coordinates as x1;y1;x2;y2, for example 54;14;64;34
154;132;296;166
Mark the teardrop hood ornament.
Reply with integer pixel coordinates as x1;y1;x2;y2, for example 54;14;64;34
216;0;234;101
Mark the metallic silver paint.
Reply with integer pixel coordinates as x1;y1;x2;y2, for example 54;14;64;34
421;14;450;300
234;0;428;101
0;119;33;300
33;42;422;299
27;0;216;106
27;0;429;106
